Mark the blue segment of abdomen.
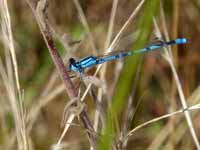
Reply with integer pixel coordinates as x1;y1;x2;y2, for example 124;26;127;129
133;46;161;54
97;51;132;64
79;56;98;68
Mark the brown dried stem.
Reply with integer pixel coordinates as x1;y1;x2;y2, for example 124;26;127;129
24;0;96;146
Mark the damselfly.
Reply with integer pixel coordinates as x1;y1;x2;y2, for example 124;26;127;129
68;38;187;73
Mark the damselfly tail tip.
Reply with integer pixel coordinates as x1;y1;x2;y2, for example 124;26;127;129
175;38;188;44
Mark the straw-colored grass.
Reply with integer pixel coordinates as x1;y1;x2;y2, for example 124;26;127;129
0;0;199;149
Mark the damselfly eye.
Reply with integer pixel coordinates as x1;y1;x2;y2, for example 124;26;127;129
69;58;76;64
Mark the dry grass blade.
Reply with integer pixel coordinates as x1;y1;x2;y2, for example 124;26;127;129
73;0;97;54
107;0;146;52
149;85;200;149
125;109;182;140
153;15;200;149
126;85;200;145
94;0;118;135
104;0;119;49
0;0;21;96
0;0;27;149
0;0;199;149
166;56;200;149
125;105;200;142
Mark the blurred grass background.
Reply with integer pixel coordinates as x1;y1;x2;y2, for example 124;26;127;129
0;0;200;149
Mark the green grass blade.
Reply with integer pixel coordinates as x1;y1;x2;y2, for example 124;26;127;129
98;0;159;149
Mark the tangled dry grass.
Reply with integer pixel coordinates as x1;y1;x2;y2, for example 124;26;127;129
0;0;200;149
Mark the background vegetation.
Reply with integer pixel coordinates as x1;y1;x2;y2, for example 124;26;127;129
0;0;200;149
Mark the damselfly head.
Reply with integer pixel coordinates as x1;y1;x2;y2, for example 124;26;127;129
69;58;81;72
69;58;76;65
68;58;76;72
